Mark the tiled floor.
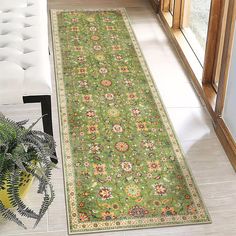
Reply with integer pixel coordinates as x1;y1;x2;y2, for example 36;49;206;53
1;0;236;235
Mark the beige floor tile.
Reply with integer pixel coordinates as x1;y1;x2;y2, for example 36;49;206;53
1;1;236;236
166;107;216;142
8;231;67;236
157;81;202;108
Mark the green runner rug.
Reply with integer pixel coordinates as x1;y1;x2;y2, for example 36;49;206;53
51;9;210;234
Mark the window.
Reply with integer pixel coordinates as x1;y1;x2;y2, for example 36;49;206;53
181;0;211;64
158;0;236;171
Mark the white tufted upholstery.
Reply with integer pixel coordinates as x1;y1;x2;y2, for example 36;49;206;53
0;0;51;104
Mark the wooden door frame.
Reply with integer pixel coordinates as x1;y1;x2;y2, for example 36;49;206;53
214;0;236;169
153;0;236;170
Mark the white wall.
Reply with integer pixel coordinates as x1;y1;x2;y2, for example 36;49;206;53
223;23;236;141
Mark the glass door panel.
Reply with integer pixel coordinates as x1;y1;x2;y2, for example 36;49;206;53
181;0;211;65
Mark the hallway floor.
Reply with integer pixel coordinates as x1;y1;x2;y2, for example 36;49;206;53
0;1;236;235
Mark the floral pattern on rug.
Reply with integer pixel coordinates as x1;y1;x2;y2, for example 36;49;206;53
51;9;210;234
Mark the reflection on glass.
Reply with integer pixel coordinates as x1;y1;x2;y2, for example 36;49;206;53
170;0;175;15
182;0;211;64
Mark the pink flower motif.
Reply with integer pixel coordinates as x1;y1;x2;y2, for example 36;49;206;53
153;184;167;195
132;108;141;116
72;18;78;22
84;162;90;167
115;55;123;60
86;110;96;117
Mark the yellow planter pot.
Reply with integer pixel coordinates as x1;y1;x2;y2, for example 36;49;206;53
0;172;34;208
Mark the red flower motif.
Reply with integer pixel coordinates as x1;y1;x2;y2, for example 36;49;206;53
147;161;161;172
161;206;176;216
86;110;95;117
83;95;92;102
93;164;106;175
115;142;129;152
127;93;137;100
106;26;115;30
78;68;87;74
101;79;112;87
119;66;129;73
71;26;79;31
79;212;90;222
71;18;78;22
87;125;98;134
112;45;121;51
128;205;148;218
98;187;113;200
91;35;100;41
136;122;147;131
115;55;123;60
74;46;83;51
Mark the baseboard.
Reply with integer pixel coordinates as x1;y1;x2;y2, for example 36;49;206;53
215;118;236;171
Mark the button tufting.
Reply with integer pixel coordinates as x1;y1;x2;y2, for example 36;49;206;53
25;13;34;17
0;44;7;48
0;31;10;35
22;35;32;40
23;48;34;54
24;23;32;28
0;0;52;105
2;9;11;13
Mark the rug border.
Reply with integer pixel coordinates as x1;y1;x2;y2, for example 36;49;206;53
50;8;211;235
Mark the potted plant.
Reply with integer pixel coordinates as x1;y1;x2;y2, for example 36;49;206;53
0;113;57;229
